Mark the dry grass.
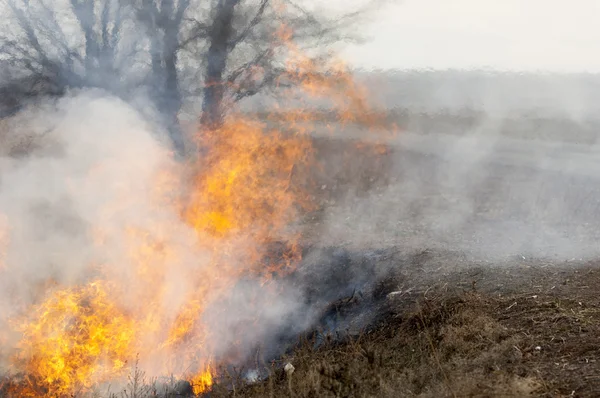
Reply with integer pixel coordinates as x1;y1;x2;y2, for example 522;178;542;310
4;262;600;397
209;293;541;398
207;260;600;397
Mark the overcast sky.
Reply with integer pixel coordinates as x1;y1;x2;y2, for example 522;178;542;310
340;0;600;72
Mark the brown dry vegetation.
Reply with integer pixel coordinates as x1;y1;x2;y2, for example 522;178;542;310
208;256;600;398
6;261;598;398
3;114;600;397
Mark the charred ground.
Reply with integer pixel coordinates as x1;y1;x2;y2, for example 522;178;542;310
3;117;600;397
209;249;600;398
211;132;600;398
3;249;599;397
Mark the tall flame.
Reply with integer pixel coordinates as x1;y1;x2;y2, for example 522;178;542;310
12;282;135;395
0;10;387;398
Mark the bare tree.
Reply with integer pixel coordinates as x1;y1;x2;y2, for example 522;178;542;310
0;0;139;94
196;0;375;129
199;0;240;131
132;0;192;154
0;0;381;155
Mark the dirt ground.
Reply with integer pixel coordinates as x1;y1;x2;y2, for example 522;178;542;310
3;117;600;397
205;134;600;398
209;250;600;398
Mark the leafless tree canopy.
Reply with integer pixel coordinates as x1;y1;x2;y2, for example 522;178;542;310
0;0;380;153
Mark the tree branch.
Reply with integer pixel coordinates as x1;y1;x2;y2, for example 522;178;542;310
178;20;210;49
228;0;269;50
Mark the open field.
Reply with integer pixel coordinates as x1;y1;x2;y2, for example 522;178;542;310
209;249;600;398
220;125;600;398
3;109;600;397
307;120;600;256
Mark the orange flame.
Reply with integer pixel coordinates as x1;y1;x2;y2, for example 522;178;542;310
186;118;313;242
12;282;136;395
0;9;389;398
190;363;213;396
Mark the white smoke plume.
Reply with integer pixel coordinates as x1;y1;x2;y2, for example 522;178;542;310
316;71;600;262
0;91;316;391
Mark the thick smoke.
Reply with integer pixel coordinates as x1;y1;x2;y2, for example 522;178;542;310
0;91;318;387
0;92;175;370
4;46;600;397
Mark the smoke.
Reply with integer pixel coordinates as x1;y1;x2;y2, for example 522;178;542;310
0;91;323;390
0;2;399;392
0;92;168;364
4;13;600;392
317;71;600;262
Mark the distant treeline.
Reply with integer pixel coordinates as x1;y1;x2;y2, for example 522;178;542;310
252;106;600;144
243;69;600;118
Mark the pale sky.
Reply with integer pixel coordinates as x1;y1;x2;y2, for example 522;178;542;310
340;0;600;72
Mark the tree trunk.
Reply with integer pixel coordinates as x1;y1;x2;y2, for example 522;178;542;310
159;14;185;156
199;0;240;131
71;0;99;83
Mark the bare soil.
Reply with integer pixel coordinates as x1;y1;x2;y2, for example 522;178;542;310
4;118;600;397
205;134;600;398
210;250;600;398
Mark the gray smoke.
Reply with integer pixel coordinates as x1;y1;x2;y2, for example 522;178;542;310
3;61;600;396
0;91;319;389
316;71;600;262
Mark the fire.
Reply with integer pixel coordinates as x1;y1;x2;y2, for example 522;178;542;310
12;282;136;396
0;9;388;398
186;118;313;242
190;364;213;396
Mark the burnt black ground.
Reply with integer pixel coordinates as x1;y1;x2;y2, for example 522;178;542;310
5;114;600;397
209;248;600;398
209;126;600;397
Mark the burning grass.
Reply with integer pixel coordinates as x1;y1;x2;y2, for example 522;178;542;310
8;282;135;396
233;294;538;398
0;118;392;398
203;262;600;398
5;245;600;397
0;15;394;398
